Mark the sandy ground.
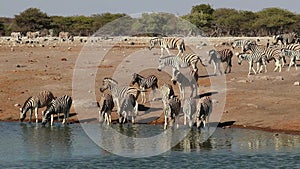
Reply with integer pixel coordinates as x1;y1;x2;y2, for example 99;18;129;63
0;37;299;134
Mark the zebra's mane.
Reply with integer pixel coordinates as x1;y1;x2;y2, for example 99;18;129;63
103;77;118;84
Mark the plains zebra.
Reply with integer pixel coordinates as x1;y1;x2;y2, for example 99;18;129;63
149;37;185;57
231;39;256;53
41;95;72;126
208;49;233;75
11;32;21;40
237;52;267;75
160;83;175;104
183;97;197;127
195;96;212;128
119;94;138;124
281;49;300;71
273;33;297;45
20;90;55;123
172;69;198;99
163;97;181;129
100;77;140;113
157;54;205;80
26;31;40;39
131;73;158;103
244;43;283;72
59;31;73;42
98;93;114;125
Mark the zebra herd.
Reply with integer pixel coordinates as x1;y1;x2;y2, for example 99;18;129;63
19;90;72;126
18;35;299;129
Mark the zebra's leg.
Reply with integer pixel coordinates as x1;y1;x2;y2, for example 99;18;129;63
164;115;168;130
29;109;33;123
165;47;171;55
176;115;179;129
51;114;54;126
160;47;164;57
217;62;222;75
288;60;293;71
108;112;112;125
184;112;187;125
34;107;38;123
295;60;298;70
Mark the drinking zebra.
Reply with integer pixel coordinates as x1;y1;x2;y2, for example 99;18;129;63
119;94;138;124
131;73;158;103
208;49;233;75
41;95;72;126
20;90;55;123
160;83;175;105
100;77;140;113
183;97;197;128
98;93;114;125
163;97;181;129
281;49;300;71
172;69;198;99
149;37;185;57
195;96;212;128
157;54;205;81
244;43;283;72
273;33;297;45
231;39;256;53
237;52;267;75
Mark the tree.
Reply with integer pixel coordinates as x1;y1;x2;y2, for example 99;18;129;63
15;8;51;32
0;20;4;35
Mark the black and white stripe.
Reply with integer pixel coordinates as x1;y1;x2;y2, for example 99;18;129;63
208;49;233;75
131;73;158;103
281;49;300;71
172;69;198;99
119;94;138;124
163;97;181;129
237;52;267;75
20;90;55;123
100;77;140;113
273;33;297;45
183;97;197;127
98;93;114;125
231;39;256;52
41;95;72;126
244;43;283;72
149;37;185;56
195;96;212;128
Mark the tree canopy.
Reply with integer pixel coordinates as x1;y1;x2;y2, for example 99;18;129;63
1;5;300;37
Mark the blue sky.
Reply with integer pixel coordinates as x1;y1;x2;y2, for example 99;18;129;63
1;0;300;17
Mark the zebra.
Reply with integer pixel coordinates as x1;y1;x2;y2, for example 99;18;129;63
237;52;267;75
281;49;300;71
273;33;297;45
160;83;175;105
41;95;72;126
20;90;55;123
231;39;256;53
59;31;73;42
183;97;197;128
149;37;185;57
208;49;233;75
131;73;158;103
172;69;198;99
98;93;114;125
100;77;140;113
119;94;138;124
244;43;283;72
163;97;181;130
157;54;205;81
195;96;212;128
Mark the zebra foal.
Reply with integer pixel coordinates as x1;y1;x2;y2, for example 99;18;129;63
98;93;114;125
20;90;55;123
131;73;158;103
42;95;72;126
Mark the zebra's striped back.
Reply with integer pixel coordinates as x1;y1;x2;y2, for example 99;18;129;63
42;95;72;124
245;43;281;61
37;90;55;107
232;39;256;51
237;52;265;64
281;44;300;51
131;73;158;90
149;37;185;51
281;49;300;60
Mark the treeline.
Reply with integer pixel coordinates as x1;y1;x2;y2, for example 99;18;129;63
0;4;300;37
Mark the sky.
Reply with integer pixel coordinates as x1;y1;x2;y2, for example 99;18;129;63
1;0;300;17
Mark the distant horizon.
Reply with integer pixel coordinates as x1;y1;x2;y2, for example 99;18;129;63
1;0;300;18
